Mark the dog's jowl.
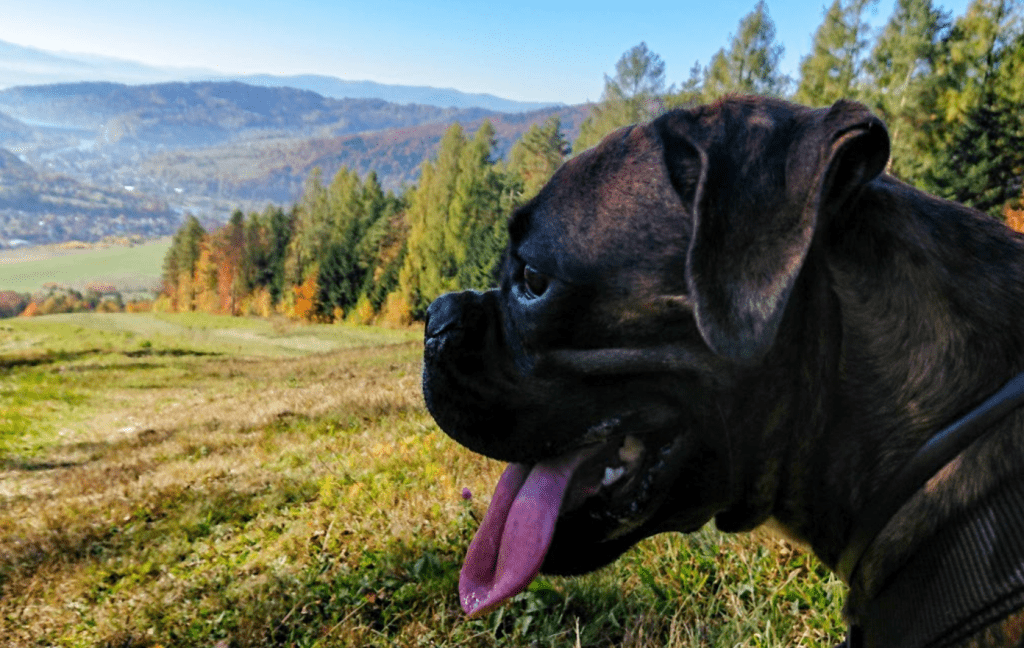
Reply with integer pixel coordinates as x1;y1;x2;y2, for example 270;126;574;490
422;96;1024;648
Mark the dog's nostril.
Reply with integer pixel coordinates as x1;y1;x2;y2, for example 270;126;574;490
425;294;462;338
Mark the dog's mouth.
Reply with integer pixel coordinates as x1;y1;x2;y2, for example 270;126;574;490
458;427;685;617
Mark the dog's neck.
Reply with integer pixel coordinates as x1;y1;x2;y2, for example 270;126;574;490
769;175;1024;598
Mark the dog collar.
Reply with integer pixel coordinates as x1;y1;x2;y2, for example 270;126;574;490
837;369;1024;586
855;475;1024;648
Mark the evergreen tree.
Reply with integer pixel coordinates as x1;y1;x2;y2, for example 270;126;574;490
399;122;511;316
453;123;512;289
936;0;1021;124
507;116;569;200
163;215;205;311
265;205;293;304
574;43;667;151
665;60;706;109
926;0;1024;215
795;0;880;105
865;0;950;182
285;167;330;290
317;240;362;319
702;1;789;99
929;98;1024;215
399;123;466;316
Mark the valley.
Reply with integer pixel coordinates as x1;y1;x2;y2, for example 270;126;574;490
0;79;587;247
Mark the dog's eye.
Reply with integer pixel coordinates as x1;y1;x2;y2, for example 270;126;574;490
522;265;551;298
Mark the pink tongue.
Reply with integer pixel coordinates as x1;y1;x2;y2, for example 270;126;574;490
459;450;590;617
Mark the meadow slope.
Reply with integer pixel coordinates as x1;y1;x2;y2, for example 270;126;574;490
0;313;845;647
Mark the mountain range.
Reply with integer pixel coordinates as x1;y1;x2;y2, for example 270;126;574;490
0;60;589;247
0;39;560;113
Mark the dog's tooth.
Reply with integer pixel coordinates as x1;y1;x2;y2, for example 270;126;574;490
602;466;626;487
619;435;644;466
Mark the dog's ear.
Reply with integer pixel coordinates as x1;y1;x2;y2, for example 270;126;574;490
662;99;889;363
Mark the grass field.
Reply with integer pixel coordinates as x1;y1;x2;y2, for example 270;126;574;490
0;313;846;647
0;239;171;294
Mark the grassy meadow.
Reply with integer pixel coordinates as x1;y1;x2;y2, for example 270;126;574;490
0;313;846;647
0;239;171;294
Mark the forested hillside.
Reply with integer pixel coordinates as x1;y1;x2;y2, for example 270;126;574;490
136;104;591;202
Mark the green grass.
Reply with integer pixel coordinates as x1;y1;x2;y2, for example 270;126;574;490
0;313;846;647
0;238;171;294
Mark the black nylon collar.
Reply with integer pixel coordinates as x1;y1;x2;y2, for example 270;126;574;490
837;370;1024;584
837;369;1024;648
858;476;1024;648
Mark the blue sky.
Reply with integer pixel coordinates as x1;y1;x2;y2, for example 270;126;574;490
1;0;971;105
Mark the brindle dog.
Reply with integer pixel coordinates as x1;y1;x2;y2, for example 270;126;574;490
422;96;1024;648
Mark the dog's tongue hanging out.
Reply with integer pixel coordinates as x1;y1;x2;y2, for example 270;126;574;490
459;450;592;616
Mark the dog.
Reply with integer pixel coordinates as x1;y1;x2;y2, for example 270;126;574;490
421;96;1024;648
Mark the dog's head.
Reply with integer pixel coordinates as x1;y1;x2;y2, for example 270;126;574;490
422;97;889;615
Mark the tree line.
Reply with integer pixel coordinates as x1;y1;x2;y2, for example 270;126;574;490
159;0;1023;325
157;118;567;323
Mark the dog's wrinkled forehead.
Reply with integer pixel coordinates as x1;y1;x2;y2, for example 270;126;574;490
510;124;691;284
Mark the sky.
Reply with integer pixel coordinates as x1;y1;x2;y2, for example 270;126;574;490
0;0;973;105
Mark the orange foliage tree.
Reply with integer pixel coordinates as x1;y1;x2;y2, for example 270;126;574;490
292;268;319;321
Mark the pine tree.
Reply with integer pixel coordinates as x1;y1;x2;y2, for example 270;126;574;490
795;0;880;105
865;0;950;182
702;1;789;99
507;116;569;200
399;123;467;316
926;0;1024;214
664;60;705;109
265;205;293;305
936;0;1021;124
285;167;330;291
398;122;512;316
164;215;205;311
574;43;667;152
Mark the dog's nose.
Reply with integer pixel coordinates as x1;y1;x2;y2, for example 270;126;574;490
425;294;462;339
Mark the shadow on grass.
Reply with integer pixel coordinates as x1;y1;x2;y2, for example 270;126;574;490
0;348;104;370
0;347;222;371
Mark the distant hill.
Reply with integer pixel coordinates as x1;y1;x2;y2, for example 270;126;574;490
0;39;215;89
0;81;497;147
0;110;31;142
233;74;562;113
0;39;558;113
140;104;592;201
0;148;36;181
0;147;177;246
0;77;593;245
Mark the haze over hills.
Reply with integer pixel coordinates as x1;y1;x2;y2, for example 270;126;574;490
0;39;561;113
0;38;583;247
0;74;587;247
